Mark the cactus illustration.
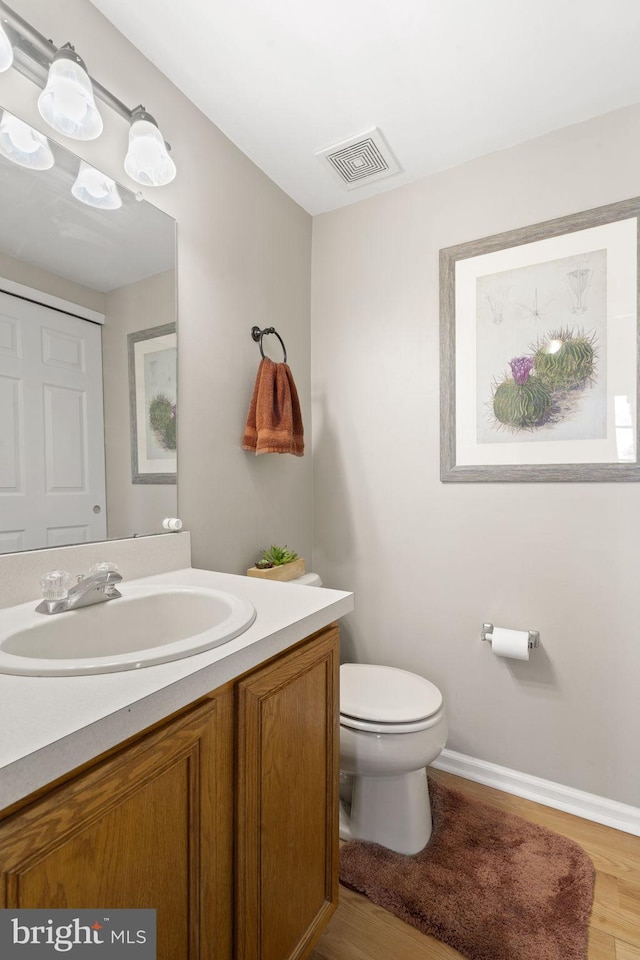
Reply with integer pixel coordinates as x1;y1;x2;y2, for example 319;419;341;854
532;328;597;391
149;393;176;450
492;357;552;429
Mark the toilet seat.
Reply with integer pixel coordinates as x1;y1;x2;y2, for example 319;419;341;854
340;663;443;734
339;711;444;734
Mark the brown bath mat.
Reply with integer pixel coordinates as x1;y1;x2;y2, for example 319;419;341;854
339;776;595;960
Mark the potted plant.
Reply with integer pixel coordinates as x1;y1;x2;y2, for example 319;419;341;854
246;544;306;582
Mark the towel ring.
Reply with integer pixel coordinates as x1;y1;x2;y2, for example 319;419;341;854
251;325;287;363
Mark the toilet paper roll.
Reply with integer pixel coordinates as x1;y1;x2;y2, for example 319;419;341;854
490;627;530;661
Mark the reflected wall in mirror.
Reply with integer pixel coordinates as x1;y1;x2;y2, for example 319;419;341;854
0;105;177;554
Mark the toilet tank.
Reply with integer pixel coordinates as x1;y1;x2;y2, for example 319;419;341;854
290;572;322;586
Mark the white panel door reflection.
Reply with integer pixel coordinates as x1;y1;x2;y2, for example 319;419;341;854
0;291;106;552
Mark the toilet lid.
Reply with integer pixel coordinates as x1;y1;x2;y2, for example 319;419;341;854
340;663;443;724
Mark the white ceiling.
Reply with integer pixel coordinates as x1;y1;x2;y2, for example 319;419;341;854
89;0;640;215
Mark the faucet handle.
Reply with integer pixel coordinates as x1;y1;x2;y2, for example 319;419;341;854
40;570;73;601
162;518;183;531
89;562;120;576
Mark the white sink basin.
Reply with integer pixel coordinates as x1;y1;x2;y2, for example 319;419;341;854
0;585;256;676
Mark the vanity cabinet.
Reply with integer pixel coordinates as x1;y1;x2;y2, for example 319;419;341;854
0;623;340;960
236;623;339;960
0;692;234;959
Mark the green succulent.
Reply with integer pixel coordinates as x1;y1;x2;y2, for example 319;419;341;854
255;544;298;569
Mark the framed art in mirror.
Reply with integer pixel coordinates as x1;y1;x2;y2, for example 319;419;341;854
128;323;177;484
440;196;640;482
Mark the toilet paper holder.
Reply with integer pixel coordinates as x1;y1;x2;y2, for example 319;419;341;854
481;623;539;649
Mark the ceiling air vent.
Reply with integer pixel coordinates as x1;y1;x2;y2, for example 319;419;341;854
316;128;401;190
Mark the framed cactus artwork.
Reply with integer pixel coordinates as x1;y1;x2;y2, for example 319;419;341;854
128;323;177;484
440;197;640;481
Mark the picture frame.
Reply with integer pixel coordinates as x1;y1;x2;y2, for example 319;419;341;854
440;197;640;481
128;323;177;484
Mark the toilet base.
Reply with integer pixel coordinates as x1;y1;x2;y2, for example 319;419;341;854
339;767;433;855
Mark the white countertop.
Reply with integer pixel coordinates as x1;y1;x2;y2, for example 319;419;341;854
0;567;353;809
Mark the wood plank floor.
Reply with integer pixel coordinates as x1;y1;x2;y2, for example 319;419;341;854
310;769;640;960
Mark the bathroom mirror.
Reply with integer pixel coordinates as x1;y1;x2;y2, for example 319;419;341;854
0;105;177;555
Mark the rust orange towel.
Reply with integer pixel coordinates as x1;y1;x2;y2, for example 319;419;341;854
242;357;304;456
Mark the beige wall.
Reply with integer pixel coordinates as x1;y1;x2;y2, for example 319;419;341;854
311;103;640;807
1;0;313;575
0;252;105;313
103;271;176;539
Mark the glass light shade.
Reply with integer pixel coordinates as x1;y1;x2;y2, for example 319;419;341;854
0;21;13;72
124;116;176;186
37;49;103;140
71;161;121;210
0;111;54;169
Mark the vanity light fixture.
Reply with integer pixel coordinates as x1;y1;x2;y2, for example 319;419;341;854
72;160;122;210
0;1;176;185
37;43;103;141
124;106;176;187
0;18;12;72
0;109;54;169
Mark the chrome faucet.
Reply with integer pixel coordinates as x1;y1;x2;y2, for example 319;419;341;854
36;564;123;615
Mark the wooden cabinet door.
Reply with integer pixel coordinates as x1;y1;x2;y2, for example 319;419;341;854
236;625;340;960
0;693;234;960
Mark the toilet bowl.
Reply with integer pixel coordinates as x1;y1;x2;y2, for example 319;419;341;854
287;574;446;855
339;663;447;855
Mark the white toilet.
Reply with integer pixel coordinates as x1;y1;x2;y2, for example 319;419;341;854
339;663;447;854
288;573;447;855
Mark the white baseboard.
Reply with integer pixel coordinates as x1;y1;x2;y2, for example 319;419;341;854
431;748;640;837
